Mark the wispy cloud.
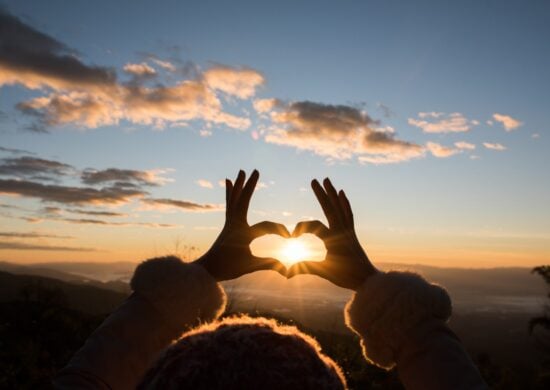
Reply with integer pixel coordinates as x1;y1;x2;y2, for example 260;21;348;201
81;168;170;186
0;156;74;180
0;231;73;239
0;146;35;155
123;62;156;77
142;197;223;212
483;142;507;151
253;98;278;114
203;66;265;99
454;141;476;150
65;208;128;217
408;112;475;133
492;113;522;131
426;142;460;158
196;179;214;189
0;178;146;205
49;217;176;228
0;241;97;252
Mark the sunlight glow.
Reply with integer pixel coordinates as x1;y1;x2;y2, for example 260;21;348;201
280;239;310;265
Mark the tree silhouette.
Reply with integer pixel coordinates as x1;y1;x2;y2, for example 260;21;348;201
530;265;550;388
530;266;550;334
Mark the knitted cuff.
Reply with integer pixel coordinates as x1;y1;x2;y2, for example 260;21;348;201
345;271;452;370
131;256;226;332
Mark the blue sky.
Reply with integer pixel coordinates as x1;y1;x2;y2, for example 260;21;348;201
0;0;548;267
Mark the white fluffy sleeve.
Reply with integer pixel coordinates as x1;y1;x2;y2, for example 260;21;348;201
345;271;452;369
131;257;226;331
55;257;226;390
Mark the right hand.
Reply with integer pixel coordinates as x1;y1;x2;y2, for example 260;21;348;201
287;178;378;290
195;170;289;281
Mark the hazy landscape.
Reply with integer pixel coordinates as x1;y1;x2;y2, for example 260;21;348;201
1;259;548;388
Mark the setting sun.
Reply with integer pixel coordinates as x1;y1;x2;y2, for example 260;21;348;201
280;239;310;265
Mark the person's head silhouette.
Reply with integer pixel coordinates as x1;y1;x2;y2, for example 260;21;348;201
138;315;346;390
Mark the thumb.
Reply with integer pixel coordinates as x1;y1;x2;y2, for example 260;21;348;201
249;256;287;277
287;261;330;280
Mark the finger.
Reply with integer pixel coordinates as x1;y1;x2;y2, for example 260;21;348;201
237;169;259;219
249;256;287;277
229;170;246;213
287;261;330;280
225;179;233;218
292;220;330;240
323;178;345;226
311;179;337;227
338;190;354;227
250;221;291;238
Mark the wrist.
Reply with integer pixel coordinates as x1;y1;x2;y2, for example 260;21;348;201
353;264;380;291
193;255;214;278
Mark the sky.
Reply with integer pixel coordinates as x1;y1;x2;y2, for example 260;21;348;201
0;0;548;268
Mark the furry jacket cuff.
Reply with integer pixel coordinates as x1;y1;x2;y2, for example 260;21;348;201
345;271;452;370
131;256;227;332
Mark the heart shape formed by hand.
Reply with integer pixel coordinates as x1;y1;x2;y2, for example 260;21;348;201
250;231;326;267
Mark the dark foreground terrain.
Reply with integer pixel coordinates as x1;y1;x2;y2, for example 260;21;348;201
0;261;549;389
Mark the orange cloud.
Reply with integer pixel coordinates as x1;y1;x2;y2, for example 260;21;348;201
492;113;522;131
0;178;146;205
454;141;476;150
204;66;265;99
426;142;460;158
0;10;116;93
123;62;157;77
408;112;475;133
196;179;214;189
142;198;223;212
1;10;260;132
483;142;507;151
253;98;279;114
263;101;424;164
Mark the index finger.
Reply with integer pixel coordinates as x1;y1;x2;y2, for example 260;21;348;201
237;169;259;219
311;179;337;227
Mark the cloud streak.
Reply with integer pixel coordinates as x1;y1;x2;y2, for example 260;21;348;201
0;241;96;252
49;216;176;228
408;112;475;133
143;197;223;212
0;231;73;239
0;156;74;180
81;168;168;186
483;142;507;151
0;178;146;205
196;179;213;189
426;142;460;158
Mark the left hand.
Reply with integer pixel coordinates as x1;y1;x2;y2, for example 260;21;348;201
195;170;290;281
287;178;378;290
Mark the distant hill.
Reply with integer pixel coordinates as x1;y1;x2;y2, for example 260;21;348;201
0;261;131;293
1;260;546;313
0;271;128;315
23;261;137;282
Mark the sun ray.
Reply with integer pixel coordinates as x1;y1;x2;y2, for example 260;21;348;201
279;239;309;266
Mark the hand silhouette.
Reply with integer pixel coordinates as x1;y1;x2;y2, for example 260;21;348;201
196;170;290;281
287;178;378;290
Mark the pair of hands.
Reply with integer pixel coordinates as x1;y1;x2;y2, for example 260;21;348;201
195;170;378;290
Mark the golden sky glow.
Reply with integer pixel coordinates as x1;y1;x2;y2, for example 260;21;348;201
1;3;549;269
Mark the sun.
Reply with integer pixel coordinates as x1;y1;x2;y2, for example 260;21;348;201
280;239;309;266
